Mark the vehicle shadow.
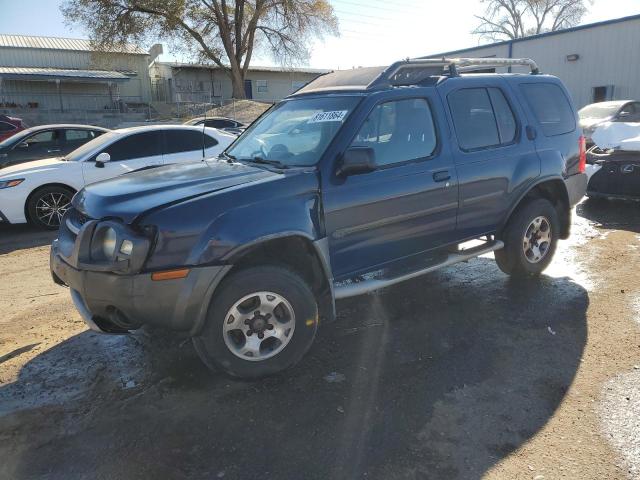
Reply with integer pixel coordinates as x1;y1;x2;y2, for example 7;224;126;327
0;224;56;255
577;197;640;234
0;258;588;480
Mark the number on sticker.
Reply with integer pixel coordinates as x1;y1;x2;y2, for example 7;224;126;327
307;110;348;124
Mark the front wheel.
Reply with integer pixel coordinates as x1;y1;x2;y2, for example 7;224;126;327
27;185;74;230
193;266;319;379
495;198;560;277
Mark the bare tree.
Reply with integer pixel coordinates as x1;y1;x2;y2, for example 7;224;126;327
473;0;590;41
62;0;338;98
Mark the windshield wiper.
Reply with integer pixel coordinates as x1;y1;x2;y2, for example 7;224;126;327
220;151;236;163
245;156;289;169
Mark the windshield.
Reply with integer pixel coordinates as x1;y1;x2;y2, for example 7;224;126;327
65;131;120;161
579;103;624;120
0;129;32;149
226;96;361;166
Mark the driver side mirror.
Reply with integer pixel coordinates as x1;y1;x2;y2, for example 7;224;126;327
17;142;29;149
95;152;111;168
337;147;376;177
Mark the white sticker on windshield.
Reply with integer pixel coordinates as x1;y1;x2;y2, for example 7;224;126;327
307;110;348;123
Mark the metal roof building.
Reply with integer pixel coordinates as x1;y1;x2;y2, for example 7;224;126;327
424;13;640;109
0;34;152;112
149;61;331;104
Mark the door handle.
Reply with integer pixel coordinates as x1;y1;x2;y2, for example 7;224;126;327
433;170;451;182
47;149;61;153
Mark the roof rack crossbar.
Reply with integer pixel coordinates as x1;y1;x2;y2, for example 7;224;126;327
368;57;539;89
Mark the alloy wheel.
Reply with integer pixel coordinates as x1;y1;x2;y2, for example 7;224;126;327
35;192;71;227
222;291;296;361
522;215;552;263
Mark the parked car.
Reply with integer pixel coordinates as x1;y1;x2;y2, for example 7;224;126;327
51;57;587;378
0;124;109;169
0;115;27;142
184;116;246;135
585;122;640;201
585;146;640;201
0;125;234;229
579;100;640;144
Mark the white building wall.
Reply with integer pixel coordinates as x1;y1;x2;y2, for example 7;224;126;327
427;16;640;109
510;18;640;108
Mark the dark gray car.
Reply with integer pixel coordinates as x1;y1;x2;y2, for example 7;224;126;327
0;124;109;168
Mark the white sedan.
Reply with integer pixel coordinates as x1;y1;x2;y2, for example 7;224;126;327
0;125;234;229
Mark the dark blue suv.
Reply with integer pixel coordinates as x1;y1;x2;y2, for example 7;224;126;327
51;58;588;378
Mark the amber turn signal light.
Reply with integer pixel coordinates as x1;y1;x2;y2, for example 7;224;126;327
151;268;190;281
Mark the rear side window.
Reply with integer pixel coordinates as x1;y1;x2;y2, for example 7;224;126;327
449;88;499;150
165;130;207;154
204;134;219;148
65;129;96;141
102;131;162;161
205;119;235;129
520;83;575;136
350;98;437;167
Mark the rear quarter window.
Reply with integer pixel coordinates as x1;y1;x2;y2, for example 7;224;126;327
520;83;575;137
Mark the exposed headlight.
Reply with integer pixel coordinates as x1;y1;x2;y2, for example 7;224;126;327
0;178;24;189
84;221;154;273
102;227;117;258
91;225;117;261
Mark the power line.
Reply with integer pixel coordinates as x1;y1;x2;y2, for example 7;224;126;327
337;16;389;27
333;0;413;14
334;9;392;21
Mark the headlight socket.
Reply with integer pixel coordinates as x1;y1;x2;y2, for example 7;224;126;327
87;221;152;273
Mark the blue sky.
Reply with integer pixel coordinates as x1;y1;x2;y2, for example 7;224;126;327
1;0;639;68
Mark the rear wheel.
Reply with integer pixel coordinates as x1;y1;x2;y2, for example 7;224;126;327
495;198;560;277
27;185;74;230
193;266;319;379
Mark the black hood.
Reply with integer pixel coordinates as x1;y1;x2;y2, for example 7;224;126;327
74;160;281;223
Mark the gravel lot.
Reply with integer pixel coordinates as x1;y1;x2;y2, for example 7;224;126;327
0;199;639;479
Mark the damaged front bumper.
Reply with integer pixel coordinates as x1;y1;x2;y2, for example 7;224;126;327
51;241;229;334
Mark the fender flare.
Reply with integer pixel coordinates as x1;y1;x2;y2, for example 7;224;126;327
190;232;336;336
499;176;570;236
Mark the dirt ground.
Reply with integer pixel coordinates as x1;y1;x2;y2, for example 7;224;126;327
0;199;639;480
205;99;273;124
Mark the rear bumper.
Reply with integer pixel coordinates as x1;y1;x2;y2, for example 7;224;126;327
51;240;230;334
565;172;588;206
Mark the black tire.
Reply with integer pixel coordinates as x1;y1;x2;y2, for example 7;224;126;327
27;185;75;230
193;266;319;379
495;198;560;277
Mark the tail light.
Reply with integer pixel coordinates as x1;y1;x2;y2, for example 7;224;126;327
578;135;586;173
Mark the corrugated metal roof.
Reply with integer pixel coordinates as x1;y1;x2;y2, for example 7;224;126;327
155;61;330;74
0;67;132;81
0;34;147;55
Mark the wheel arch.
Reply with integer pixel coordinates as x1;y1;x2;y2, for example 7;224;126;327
24;182;77;224
220;233;335;325
501;178;571;239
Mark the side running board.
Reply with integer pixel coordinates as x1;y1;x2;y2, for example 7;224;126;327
334;240;504;300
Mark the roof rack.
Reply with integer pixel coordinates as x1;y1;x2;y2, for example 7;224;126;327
368;57;540;89
291;57;540;96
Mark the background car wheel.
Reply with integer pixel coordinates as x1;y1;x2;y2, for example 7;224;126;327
495;198;560;277
27;185;75;230
193;266;319;379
